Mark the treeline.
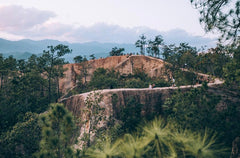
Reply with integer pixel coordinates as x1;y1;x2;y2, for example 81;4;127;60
80;82;239;158
108;34;236;81
133;34;235;79
0;44;71;132
0;44;71;157
74;40;240;157
0;39;239;157
69;39;240;96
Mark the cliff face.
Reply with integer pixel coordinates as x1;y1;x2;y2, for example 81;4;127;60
59;74;229;149
61;82;221;149
61;88;176;118
60;87;180;149
61;81;226;122
59;55;167;93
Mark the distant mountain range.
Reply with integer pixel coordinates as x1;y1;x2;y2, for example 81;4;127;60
0;38;138;62
0;35;217;62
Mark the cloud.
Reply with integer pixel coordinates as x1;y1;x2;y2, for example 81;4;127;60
0;5;216;48
72;23;139;43
71;24;217;48
21;22;216;48
161;29;217;48
0;5;55;32
23;21;74;39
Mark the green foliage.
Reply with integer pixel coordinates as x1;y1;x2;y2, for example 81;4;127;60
163;43;197;69
89;68;119;89
191;0;240;42
90;54;96;60
88;67;156;90
0;44;71;136
86;117;228;158
83;91;105;147
0;56;48;133
109;47;125;56
86;137;121;158
162;43;233;85
0;55;17;89
77;56;90;85
124;78;147;88
142;117;172;157
39;44;71;103
1;40;240;158
173;128;228;158
36;103;76;158
0;112;41;158
74;55;84;63
118;97;143;132
119;134;147;158
163;84;240;148
111;93;118;118
147;35;164;57
174;70;197;86
135;34;147;55
196;46;230;77
223;43;240;88
163;84;218;131
151;78;170;87
132;68;150;82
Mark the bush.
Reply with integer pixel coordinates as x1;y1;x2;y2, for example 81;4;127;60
124;78;147;88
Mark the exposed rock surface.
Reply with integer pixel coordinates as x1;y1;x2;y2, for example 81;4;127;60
60;79;224;149
61;79;224;118
59;55;227;149
59;55;240;152
59;55;167;93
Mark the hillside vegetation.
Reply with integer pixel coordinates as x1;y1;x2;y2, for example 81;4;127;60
0;37;239;157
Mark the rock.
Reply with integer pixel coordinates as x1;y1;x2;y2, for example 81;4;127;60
59;55;167;94
60;86;193;149
60;73;225;149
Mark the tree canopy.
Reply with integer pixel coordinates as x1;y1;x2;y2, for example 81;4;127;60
135;34;147;55
109;47;125;56
191;0;240;42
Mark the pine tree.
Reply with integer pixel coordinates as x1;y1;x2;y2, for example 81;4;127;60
36;103;76;158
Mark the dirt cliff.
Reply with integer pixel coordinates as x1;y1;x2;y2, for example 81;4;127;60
60;79;225;149
59;55;167;93
60;87;182;149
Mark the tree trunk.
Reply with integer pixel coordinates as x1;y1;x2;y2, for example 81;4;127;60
48;76;51;104
231;137;240;158
57;76;60;102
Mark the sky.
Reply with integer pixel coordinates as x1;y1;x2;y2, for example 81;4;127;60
0;0;219;47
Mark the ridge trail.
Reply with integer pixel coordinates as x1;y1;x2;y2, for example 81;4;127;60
60;76;224;103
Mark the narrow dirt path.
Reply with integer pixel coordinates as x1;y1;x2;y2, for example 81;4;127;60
60;76;224;102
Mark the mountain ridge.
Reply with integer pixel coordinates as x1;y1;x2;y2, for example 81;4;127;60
0;38;138;61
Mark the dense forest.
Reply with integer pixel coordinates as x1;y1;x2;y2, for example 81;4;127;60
0;0;240;157
0;35;239;157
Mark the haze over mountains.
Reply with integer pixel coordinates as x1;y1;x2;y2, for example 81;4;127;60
0;38;138;61
0;28;217;62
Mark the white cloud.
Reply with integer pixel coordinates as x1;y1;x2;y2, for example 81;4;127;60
0;5;216;48
20;22;216;48
0;5;55;32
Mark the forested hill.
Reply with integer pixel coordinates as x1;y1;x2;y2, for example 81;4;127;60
0;38;137;61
